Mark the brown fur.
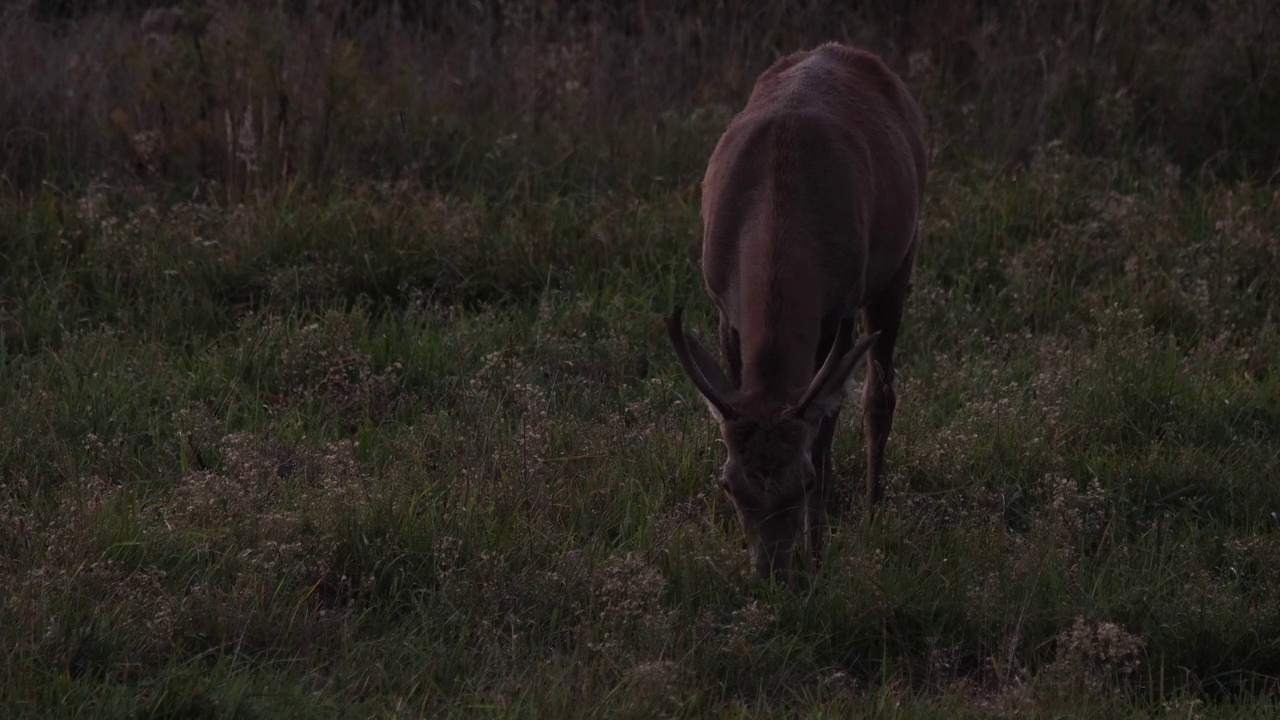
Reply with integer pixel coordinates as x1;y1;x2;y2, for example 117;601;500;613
702;44;925;405
668;43;927;584
724;418;807;495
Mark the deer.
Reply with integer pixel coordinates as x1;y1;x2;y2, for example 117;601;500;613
667;43;926;586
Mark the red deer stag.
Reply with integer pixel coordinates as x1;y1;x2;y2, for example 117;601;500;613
668;43;926;585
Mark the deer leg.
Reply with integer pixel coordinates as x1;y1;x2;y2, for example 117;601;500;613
861;264;911;510
807;407;840;562
718;313;742;389
805;318;853;562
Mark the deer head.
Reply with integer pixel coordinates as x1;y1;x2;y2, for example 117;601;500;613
667;307;878;586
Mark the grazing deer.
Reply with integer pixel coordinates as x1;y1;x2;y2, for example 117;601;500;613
668;43;926;585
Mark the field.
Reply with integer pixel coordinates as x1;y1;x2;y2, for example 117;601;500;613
2;2;1279;717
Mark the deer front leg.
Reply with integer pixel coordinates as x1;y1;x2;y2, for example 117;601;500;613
718;313;741;389
861;354;895;508
861;296;904;510
807;408;840;562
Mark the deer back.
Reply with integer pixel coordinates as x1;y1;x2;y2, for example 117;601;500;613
699;43;926;403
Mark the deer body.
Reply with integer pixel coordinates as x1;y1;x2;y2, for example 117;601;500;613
668;43;926;584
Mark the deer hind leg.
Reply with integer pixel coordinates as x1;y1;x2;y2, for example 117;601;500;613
861;260;913;510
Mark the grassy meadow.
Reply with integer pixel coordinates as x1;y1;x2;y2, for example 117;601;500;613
2;2;1279;717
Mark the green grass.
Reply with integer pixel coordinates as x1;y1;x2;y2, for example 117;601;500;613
2;137;1278;717
4;2;1280;713
3;0;1280;699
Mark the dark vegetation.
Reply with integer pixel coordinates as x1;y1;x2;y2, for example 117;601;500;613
1;1;1278;717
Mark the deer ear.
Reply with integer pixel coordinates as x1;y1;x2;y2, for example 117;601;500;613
792;331;879;423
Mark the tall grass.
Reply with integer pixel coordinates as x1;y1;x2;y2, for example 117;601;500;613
1;1;1279;717
2;0;1278;198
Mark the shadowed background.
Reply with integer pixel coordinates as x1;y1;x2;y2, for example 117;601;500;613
1;2;1278;717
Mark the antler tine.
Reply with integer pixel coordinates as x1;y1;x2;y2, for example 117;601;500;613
666;307;740;421
789;328;881;420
